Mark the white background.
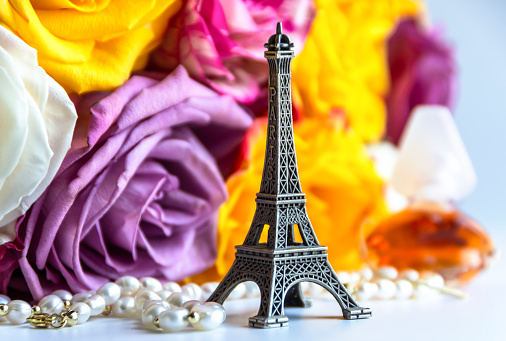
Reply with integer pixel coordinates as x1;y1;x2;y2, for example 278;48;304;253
2;1;505;340
426;0;506;234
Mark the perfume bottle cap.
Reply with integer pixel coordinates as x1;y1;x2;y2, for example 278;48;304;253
391;105;476;203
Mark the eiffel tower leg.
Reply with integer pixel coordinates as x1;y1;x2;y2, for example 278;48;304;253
207;261;243;304
284;283;312;308
319;261;372;320
248;265;289;328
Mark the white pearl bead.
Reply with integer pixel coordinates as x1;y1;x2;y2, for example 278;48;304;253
112;297;137;317
181;283;202;300
51;290;73;301
39;294;64;315
190;302;226;331
375;279;396;300
360;268;374;281
166;292;191;307
115;276;141;297
228;283;246;300
142;300;171;312
336;272;351;284
356;282;378;301
0;294;10;322
142;304;167;330
243;281;260;298
200;282;219;300
419;271;445;288
84;294;106;316
157;290;174;301
158;308;189;332
6;300;32;325
140;277;163;293
182;300;202;312
349;272;361;284
414;272;444;298
0;294;10;304
413;283;436;299
375;266;398;280
69;302;91;324
395;280;414;299
134;290;161;311
70;292;94;305
399;269;419;281
97;282;121;305
162;282;181;293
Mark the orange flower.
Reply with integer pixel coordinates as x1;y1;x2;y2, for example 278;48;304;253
193;117;387;283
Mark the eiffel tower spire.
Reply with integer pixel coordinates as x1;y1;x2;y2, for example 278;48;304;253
242;22;319;250
207;23;371;328
260;22;302;196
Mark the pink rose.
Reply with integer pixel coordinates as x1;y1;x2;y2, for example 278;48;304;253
386;19;457;144
149;0;314;107
0;66;252;300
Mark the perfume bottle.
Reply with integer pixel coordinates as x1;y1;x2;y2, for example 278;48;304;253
365;106;495;285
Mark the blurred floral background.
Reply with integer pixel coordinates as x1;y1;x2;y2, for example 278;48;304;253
0;0;501;301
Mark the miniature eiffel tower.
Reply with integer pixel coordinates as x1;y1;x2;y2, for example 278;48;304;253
207;23;371;328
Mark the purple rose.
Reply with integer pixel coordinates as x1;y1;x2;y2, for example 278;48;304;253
149;0;314;107
0;66;252;300
386;18;457;144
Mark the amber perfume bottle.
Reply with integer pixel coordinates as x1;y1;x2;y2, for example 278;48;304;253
366;105;495;285
366;200;495;285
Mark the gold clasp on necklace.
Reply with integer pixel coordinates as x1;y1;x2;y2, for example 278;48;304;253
27;312;68;329
27;312;49;328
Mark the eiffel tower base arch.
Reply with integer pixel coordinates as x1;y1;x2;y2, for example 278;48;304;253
207;246;372;328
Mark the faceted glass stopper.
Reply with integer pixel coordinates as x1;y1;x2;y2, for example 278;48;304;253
366;203;495;285
391;105;476;203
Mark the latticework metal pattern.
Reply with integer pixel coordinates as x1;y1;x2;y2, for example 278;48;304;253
207;23;371;328
207;247;372;327
260;55;302;196
243;201;319;249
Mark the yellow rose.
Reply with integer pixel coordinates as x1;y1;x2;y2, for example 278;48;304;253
192;117;387;283
0;0;181;94
292;0;421;142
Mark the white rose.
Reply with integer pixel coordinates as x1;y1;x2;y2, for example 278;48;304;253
0;26;77;244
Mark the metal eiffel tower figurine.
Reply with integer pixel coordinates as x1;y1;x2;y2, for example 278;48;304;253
207;22;371;328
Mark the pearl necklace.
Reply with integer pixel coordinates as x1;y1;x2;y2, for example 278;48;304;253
0;268;466;331
0;277;233;331
339;266;467;300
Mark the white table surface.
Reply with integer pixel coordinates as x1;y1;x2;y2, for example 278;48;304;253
2;230;504;341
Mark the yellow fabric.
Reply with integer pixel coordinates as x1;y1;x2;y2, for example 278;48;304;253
292;0;421;142
0;0;181;94
192;117;387;283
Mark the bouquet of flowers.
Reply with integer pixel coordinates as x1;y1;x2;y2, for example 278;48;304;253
1;0;489;305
